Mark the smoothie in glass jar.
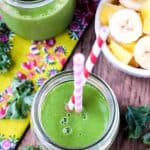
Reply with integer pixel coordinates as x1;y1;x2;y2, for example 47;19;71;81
31;71;120;150
0;0;75;40
41;81;109;149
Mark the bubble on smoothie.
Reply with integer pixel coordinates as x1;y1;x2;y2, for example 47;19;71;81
62;127;72;135
81;110;88;120
60;117;68;125
39;14;46;18
78;133;82;136
66;113;71;117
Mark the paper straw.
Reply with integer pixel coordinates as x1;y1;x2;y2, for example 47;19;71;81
83;27;109;84
66;27;109;111
74;54;85;112
66;53;85;112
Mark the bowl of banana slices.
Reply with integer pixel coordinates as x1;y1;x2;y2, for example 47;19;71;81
95;0;150;78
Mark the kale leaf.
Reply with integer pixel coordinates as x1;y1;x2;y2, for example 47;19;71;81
12;77;34;97
125;105;150;139
0;50;12;73
4;77;35;119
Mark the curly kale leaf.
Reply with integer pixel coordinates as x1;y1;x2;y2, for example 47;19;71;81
0;22;11;36
125;105;150;139
22;146;41;150
12;77;34;97
4;78;35;119
0;41;13;53
5;95;34;119
0;50;12;73
0;21;13;52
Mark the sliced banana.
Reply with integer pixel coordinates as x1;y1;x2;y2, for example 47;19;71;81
134;36;150;70
119;0;144;11
109;9;142;44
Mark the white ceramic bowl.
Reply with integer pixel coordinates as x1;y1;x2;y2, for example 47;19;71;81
95;0;150;78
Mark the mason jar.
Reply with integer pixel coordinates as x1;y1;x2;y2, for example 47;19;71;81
0;0;75;40
31;70;120;150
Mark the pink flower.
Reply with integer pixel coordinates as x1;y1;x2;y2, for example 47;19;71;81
22;61;33;70
16;72;27;80
0;139;11;150
27;72;35;79
5;86;12;95
0;105;8;118
61;58;67;66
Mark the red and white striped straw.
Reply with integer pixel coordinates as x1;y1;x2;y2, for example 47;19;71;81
83;27;109;84
66;27;109;112
66;53;85;112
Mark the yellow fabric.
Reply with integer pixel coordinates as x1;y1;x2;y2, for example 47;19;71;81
0;35;31;91
0;30;77;142
0;117;30;139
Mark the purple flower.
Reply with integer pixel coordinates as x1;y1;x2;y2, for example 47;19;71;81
75;11;85;21
10;143;16;148
36;78;46;86
0;139;11;150
0;34;8;42
69;22;80;32
5;87;12;95
48;69;58;76
54;46;65;53
45;54;55;64
46;38;56;47
0;94;3;102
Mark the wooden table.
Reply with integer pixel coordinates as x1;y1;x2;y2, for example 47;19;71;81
18;22;150;150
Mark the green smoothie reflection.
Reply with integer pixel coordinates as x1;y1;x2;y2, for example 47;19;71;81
41;81;109;149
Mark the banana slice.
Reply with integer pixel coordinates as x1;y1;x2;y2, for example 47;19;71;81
119;0;144;11
109;9;142;44
134;36;150;70
99;3;123;25
109;39;133;64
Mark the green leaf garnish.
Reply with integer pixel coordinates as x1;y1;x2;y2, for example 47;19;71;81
4;78;35;119
0;50;12;73
125;105;150;139
12;77;34;97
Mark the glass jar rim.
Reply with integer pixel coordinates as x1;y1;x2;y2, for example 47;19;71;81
4;0;54;8
31;70;119;149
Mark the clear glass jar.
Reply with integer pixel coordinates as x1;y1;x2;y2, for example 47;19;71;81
31;70;120;150
0;0;75;40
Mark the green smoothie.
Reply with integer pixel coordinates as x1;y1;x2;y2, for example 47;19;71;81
0;0;75;40
41;81;109;149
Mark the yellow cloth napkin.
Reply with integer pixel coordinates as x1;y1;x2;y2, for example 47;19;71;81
0;32;77;148
0;0;99;149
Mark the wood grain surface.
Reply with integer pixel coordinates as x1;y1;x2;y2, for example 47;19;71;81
17;22;150;150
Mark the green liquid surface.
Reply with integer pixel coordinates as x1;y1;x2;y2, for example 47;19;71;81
41;81;109;149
